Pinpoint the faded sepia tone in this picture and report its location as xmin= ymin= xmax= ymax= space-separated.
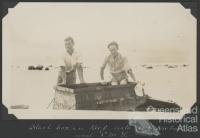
xmin=2 ymin=3 xmax=196 ymax=119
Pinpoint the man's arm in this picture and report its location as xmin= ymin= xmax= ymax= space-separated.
xmin=57 ymin=66 xmax=65 ymax=84
xmin=76 ymin=63 xmax=85 ymax=83
xmin=127 ymin=69 xmax=137 ymax=82
xmin=100 ymin=57 xmax=108 ymax=80
xmin=123 ymin=57 xmax=137 ymax=83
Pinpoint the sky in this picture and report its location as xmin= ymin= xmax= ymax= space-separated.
xmin=3 ymin=2 xmax=196 ymax=67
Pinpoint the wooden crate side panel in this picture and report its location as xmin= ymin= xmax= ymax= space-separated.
xmin=74 ymin=85 xmax=136 ymax=109
xmin=75 ymin=92 xmax=97 ymax=109
xmin=53 ymin=90 xmax=76 ymax=110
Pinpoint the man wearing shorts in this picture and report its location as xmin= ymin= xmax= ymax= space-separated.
xmin=100 ymin=41 xmax=136 ymax=85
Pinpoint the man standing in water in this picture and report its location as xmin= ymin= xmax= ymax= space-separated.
xmin=100 ymin=41 xmax=137 ymax=85
xmin=57 ymin=37 xmax=85 ymax=85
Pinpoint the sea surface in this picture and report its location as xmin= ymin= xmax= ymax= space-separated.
xmin=3 ymin=63 xmax=196 ymax=113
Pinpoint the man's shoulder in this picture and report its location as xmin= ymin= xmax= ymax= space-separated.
xmin=118 ymin=53 xmax=127 ymax=60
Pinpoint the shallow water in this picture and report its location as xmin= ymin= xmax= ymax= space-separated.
xmin=3 ymin=64 xmax=196 ymax=112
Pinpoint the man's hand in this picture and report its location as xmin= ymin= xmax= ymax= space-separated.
xmin=80 ymin=80 xmax=85 ymax=84
xmin=100 ymin=81 xmax=108 ymax=86
xmin=76 ymin=63 xmax=85 ymax=84
xmin=133 ymin=80 xmax=140 ymax=84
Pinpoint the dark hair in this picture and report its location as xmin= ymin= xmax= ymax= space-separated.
xmin=107 ymin=41 xmax=119 ymax=49
xmin=64 ymin=37 xmax=74 ymax=44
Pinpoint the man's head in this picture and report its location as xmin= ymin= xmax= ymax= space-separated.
xmin=107 ymin=41 xmax=119 ymax=56
xmin=64 ymin=37 xmax=74 ymax=54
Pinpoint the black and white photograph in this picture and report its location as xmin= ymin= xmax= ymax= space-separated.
xmin=2 ymin=2 xmax=196 ymax=119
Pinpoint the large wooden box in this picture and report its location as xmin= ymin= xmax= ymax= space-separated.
xmin=53 ymin=82 xmax=137 ymax=110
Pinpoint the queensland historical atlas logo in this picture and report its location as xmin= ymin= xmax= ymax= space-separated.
xmin=158 ymin=106 xmax=199 ymax=133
